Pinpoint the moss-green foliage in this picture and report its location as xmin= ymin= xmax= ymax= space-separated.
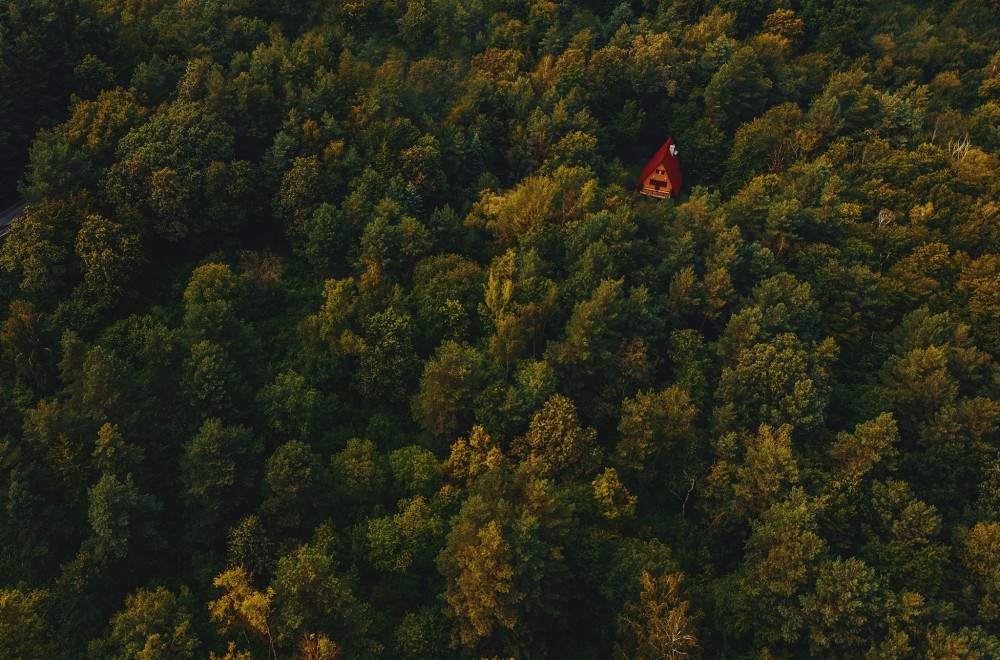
xmin=0 ymin=0 xmax=998 ymax=656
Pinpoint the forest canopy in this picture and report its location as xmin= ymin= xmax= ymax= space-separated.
xmin=1 ymin=0 xmax=999 ymax=657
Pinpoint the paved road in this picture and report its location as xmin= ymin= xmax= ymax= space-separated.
xmin=0 ymin=199 xmax=25 ymax=235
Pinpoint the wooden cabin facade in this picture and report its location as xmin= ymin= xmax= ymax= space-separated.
xmin=637 ymin=137 xmax=682 ymax=198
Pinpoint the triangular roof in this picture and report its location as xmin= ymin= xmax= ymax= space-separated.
xmin=637 ymin=137 xmax=682 ymax=196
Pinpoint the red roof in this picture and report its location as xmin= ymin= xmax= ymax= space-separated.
xmin=637 ymin=137 xmax=682 ymax=196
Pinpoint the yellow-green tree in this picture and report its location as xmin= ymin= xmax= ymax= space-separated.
xmin=615 ymin=571 xmax=702 ymax=660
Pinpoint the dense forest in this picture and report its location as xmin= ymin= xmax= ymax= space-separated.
xmin=1 ymin=0 xmax=999 ymax=657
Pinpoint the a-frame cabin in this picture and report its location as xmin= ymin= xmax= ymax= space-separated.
xmin=636 ymin=137 xmax=682 ymax=198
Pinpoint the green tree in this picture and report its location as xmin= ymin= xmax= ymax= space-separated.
xmin=545 ymin=278 xmax=625 ymax=403
xmin=257 ymin=370 xmax=321 ymax=442
xmin=479 ymin=249 xmax=557 ymax=375
xmin=0 ymin=195 xmax=90 ymax=297
xmin=183 ymin=340 xmax=248 ymax=421
xmin=90 ymin=586 xmax=200 ymax=659
xmin=180 ymin=419 xmax=261 ymax=539
xmin=270 ymin=532 xmax=378 ymax=655
xmin=706 ymin=423 xmax=800 ymax=522
xmin=0 ymin=588 xmax=51 ymax=658
xmin=732 ymin=423 xmax=799 ymax=518
xmin=273 ymin=156 xmax=332 ymax=240
xmin=23 ymin=89 xmax=148 ymax=200
xmin=92 ymin=423 xmax=143 ymax=477
xmin=517 ymin=393 xmax=602 ymax=482
xmin=410 ymin=254 xmax=484 ymax=348
xmin=799 ymin=0 xmax=870 ymax=51
xmin=366 ymin=496 xmax=445 ymax=574
xmin=735 ymin=490 xmax=826 ymax=645
xmin=330 ymin=438 xmax=387 ymax=508
xmin=827 ymin=413 xmax=900 ymax=495
xmin=724 ymin=102 xmax=809 ymax=192
xmin=302 ymin=203 xmax=353 ymax=276
xmin=716 ymin=333 xmax=837 ymax=432
xmin=615 ymin=386 xmax=698 ymax=483
xmin=2 ymin=299 xmax=57 ymax=394
xmin=262 ymin=441 xmax=325 ymax=530
xmin=392 ymin=607 xmax=451 ymax=660
xmin=103 ymin=99 xmax=235 ymax=239
xmin=86 ymin=472 xmax=160 ymax=561
xmin=867 ymin=479 xmax=949 ymax=598
xmin=182 ymin=263 xmax=248 ymax=348
xmin=388 ymin=445 xmax=443 ymax=498
xmin=358 ymin=199 xmax=431 ymax=278
xmin=438 ymin=466 xmax=570 ymax=657
xmin=801 ymin=557 xmax=881 ymax=656
xmin=226 ymin=515 xmax=274 ymax=581
xmin=823 ymin=413 xmax=901 ymax=548
xmin=961 ymin=522 xmax=1000 ymax=624
xmin=74 ymin=213 xmax=143 ymax=308
xmin=302 ymin=277 xmax=366 ymax=359
xmin=359 ymin=308 xmax=418 ymax=401
xmin=411 ymin=341 xmax=484 ymax=442
xmin=704 ymin=46 xmax=772 ymax=131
